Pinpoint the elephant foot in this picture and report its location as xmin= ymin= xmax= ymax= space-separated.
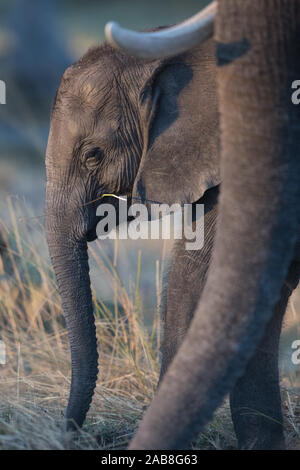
xmin=238 ymin=434 xmax=285 ymax=450
xmin=234 ymin=415 xmax=285 ymax=450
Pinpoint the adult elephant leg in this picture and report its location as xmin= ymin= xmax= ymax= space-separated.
xmin=160 ymin=187 xmax=218 ymax=380
xmin=230 ymin=256 xmax=300 ymax=450
xmin=129 ymin=2 xmax=300 ymax=450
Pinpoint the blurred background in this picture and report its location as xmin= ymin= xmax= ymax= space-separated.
xmin=0 ymin=0 xmax=210 ymax=215
xmin=0 ymin=0 xmax=299 ymax=449
xmin=0 ymin=0 xmax=211 ymax=308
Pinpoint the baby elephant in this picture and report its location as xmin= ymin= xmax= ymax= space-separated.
xmin=45 ymin=33 xmax=300 ymax=449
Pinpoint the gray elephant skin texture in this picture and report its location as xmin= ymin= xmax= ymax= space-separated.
xmin=45 ymin=16 xmax=300 ymax=450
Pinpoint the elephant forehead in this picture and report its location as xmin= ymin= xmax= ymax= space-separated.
xmin=56 ymin=65 xmax=115 ymax=119
xmin=63 ymin=86 xmax=122 ymax=135
xmin=47 ymin=102 xmax=122 ymax=171
xmin=70 ymin=64 xmax=116 ymax=102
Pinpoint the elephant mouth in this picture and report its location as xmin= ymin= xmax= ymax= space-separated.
xmin=86 ymin=228 xmax=98 ymax=243
xmin=86 ymin=194 xmax=134 ymax=243
xmin=86 ymin=216 xmax=102 ymax=242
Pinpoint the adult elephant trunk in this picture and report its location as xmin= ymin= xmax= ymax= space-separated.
xmin=45 ymin=184 xmax=98 ymax=431
xmin=128 ymin=1 xmax=300 ymax=449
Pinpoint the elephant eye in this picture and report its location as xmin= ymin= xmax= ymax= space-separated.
xmin=84 ymin=148 xmax=103 ymax=170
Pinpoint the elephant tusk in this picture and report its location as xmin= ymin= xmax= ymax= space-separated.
xmin=102 ymin=194 xmax=127 ymax=201
xmin=105 ymin=1 xmax=217 ymax=60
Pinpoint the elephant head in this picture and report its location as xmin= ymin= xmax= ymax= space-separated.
xmin=45 ymin=36 xmax=220 ymax=430
xmin=105 ymin=0 xmax=300 ymax=449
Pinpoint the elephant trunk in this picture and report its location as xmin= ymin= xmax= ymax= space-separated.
xmin=46 ymin=190 xmax=98 ymax=431
xmin=129 ymin=1 xmax=300 ymax=449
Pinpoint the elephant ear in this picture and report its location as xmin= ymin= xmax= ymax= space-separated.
xmin=133 ymin=40 xmax=220 ymax=211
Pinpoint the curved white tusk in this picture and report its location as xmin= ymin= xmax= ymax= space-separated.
xmin=105 ymin=1 xmax=217 ymax=60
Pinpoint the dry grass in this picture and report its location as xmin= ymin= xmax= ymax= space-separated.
xmin=0 ymin=198 xmax=299 ymax=450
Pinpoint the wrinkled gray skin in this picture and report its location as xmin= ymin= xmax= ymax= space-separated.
xmin=127 ymin=0 xmax=300 ymax=450
xmin=46 ymin=16 xmax=300 ymax=449
xmin=46 ymin=38 xmax=219 ymax=432
xmin=161 ymin=207 xmax=299 ymax=449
